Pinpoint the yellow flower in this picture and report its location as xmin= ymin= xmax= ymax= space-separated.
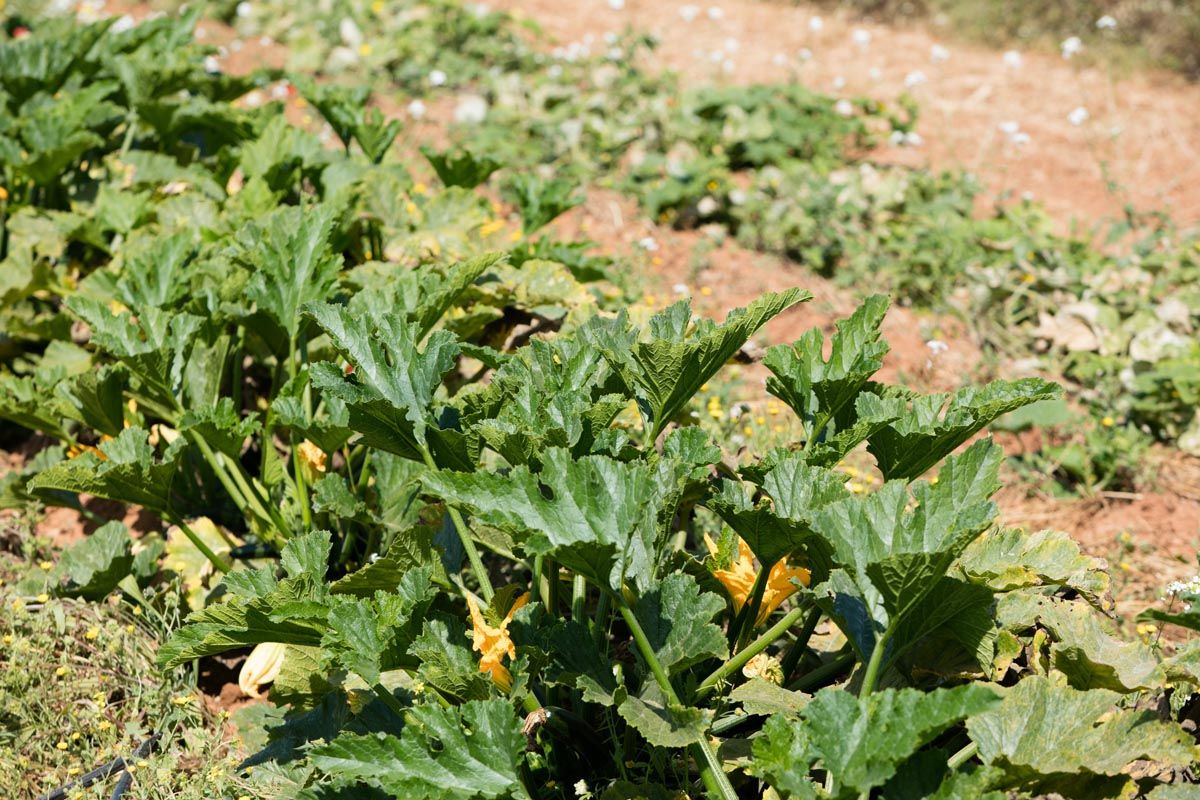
xmin=297 ymin=440 xmax=327 ymax=483
xmin=699 ymin=286 xmax=713 ymax=297
xmin=358 ymin=43 xmax=372 ymax=57
xmin=508 ymin=229 xmax=523 ymax=242
xmin=466 ymin=592 xmax=529 ymax=692
xmin=412 ymin=182 xmax=428 ymax=196
xmin=479 ymin=218 xmax=506 ymax=237
xmin=704 ymin=536 xmax=810 ymax=627
xmin=97 ymin=720 xmax=112 ymax=732
xmin=39 ymin=561 xmax=53 ymax=571
xmin=0 ymin=186 xmax=8 ymax=201
xmin=56 ymin=741 xmax=69 ymax=751
xmin=84 ymin=627 xmax=99 ymax=641
xmin=37 ymin=593 xmax=50 ymax=603
xmin=1101 ymin=416 xmax=1115 ymax=427
xmin=370 ymin=0 xmax=384 ymax=12
xmin=239 ymin=642 xmax=287 ymax=698
xmin=56 ymin=666 xmax=69 ymax=677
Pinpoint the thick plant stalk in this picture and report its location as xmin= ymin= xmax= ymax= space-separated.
xmin=858 ymin=627 xmax=894 ymax=697
xmin=696 ymin=604 xmax=806 ymax=699
xmin=617 ymin=600 xmax=738 ymax=800
xmin=169 ymin=515 xmax=229 ymax=574
xmin=419 ymin=444 xmax=494 ymax=602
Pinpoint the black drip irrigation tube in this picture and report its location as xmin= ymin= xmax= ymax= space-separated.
xmin=37 ymin=733 xmax=161 ymax=800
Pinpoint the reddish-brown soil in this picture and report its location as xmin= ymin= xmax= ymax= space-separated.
xmin=495 ymin=0 xmax=1200 ymax=228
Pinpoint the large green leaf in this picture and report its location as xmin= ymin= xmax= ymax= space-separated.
xmin=633 ymin=572 xmax=728 ymax=674
xmin=27 ymin=427 xmax=183 ymax=512
xmin=309 ymin=700 xmax=526 ymax=800
xmin=867 ymin=378 xmax=1061 ymax=480
xmin=764 ymin=294 xmax=889 ymax=435
xmin=322 ymin=570 xmax=433 ymax=685
xmin=960 ymin=527 xmax=1110 ymax=602
xmin=967 ymin=676 xmax=1196 ymax=789
xmin=808 ymin=440 xmax=1001 ymax=665
xmin=54 ymin=521 xmax=134 ymax=601
xmin=996 ymin=594 xmax=1162 ymax=692
xmin=307 ymin=303 xmax=465 ymax=465
xmin=157 ymin=531 xmax=334 ymax=668
xmin=585 ymin=289 xmax=809 ymax=439
xmin=57 ymin=364 xmax=129 ymax=437
xmin=239 ymin=204 xmax=344 ymax=341
xmin=754 ymin=684 xmax=999 ymax=797
xmin=422 ymin=448 xmax=664 ymax=592
xmin=618 ymin=688 xmax=713 ymax=748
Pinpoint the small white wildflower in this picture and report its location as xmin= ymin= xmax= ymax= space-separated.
xmin=852 ymin=28 xmax=871 ymax=48
xmin=904 ymin=131 xmax=923 ymax=146
xmin=259 ymin=36 xmax=274 ymax=46
xmin=772 ymin=53 xmax=788 ymax=67
xmin=454 ymin=94 xmax=489 ymax=124
xmin=270 ymin=82 xmax=289 ymax=100
xmin=707 ymin=6 xmax=724 ymax=20
xmin=679 ymin=4 xmax=699 ymax=22
xmin=889 ymin=130 xmax=906 ymax=146
xmin=1061 ymin=36 xmax=1083 ymax=59
xmin=904 ymin=70 xmax=927 ymax=88
xmin=111 ymin=15 xmax=135 ymax=34
xmin=407 ymin=99 xmax=427 ymax=119
xmin=834 ymin=98 xmax=854 ymax=117
xmin=1096 ymin=15 xmax=1117 ymax=30
xmin=869 ymin=66 xmax=882 ymax=81
xmin=1067 ymin=106 xmax=1089 ymax=126
xmin=243 ymin=90 xmax=264 ymax=108
xmin=637 ymin=236 xmax=659 ymax=251
xmin=926 ymin=339 xmax=949 ymax=355
xmin=574 ymin=779 xmax=591 ymax=798
xmin=998 ymin=120 xmax=1020 ymax=135
xmin=721 ymin=59 xmax=736 ymax=74
xmin=236 ymin=1 xmax=253 ymax=17
xmin=1003 ymin=49 xmax=1023 ymax=69
xmin=338 ymin=18 xmax=363 ymax=48
xmin=808 ymin=15 xmax=824 ymax=32
xmin=930 ymin=43 xmax=950 ymax=62
xmin=723 ymin=37 xmax=740 ymax=53
xmin=429 ymin=69 xmax=448 ymax=86
xmin=605 ymin=32 xmax=619 ymax=45
xmin=203 ymin=55 xmax=220 ymax=74
xmin=607 ymin=0 xmax=625 ymax=10
xmin=607 ymin=47 xmax=623 ymax=60
xmin=1012 ymin=131 xmax=1031 ymax=146
xmin=729 ymin=188 xmax=746 ymax=205
xmin=797 ymin=47 xmax=813 ymax=62
xmin=832 ymin=75 xmax=846 ymax=90
xmin=697 ymin=196 xmax=720 ymax=216
xmin=673 ymin=283 xmax=689 ymax=295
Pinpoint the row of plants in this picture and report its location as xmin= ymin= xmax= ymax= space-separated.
xmin=177 ymin=0 xmax=1200 ymax=473
xmin=2 ymin=8 xmax=1200 ymax=799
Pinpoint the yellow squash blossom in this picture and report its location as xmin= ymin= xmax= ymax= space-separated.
xmin=296 ymin=440 xmax=327 ymax=483
xmin=705 ymin=535 xmax=810 ymax=627
xmin=239 ymin=642 xmax=287 ymax=698
xmin=467 ymin=592 xmax=529 ymax=692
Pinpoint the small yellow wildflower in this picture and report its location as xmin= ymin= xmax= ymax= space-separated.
xmin=97 ymin=720 xmax=112 ymax=732
xmin=133 ymin=606 xmax=142 ymax=616
xmin=296 ymin=440 xmax=327 ymax=484
xmin=2 ymin=634 xmax=12 ymax=645
xmin=755 ymin=416 xmax=766 ymax=426
xmin=84 ymin=627 xmax=99 ymax=641
xmin=700 ymin=383 xmax=710 ymax=392
xmin=56 ymin=666 xmax=69 ymax=677
xmin=68 ymin=768 xmax=81 ymax=777
xmin=742 ymin=426 xmax=754 ymax=437
xmin=125 ymin=624 xmax=135 ymax=634
xmin=10 ymin=599 xmax=23 ymax=612
xmin=294 ymin=97 xmax=308 ymax=108
xmin=71 ymin=732 xmax=81 ymax=741
xmin=767 ymin=401 xmax=780 ymax=416
xmin=412 ymin=182 xmax=428 ymax=196
xmin=699 ymin=286 xmax=713 ymax=297
xmin=0 ymin=186 xmax=8 ymax=201
xmin=405 ymin=200 xmax=419 ymax=215
xmin=56 ymin=741 xmax=69 ymax=751
xmin=1101 ymin=416 xmax=1115 ymax=427
xmin=39 ymin=561 xmax=53 ymax=571
xmin=479 ymin=218 xmax=506 ymax=237
xmin=172 ymin=694 xmax=193 ymax=706
xmin=773 ymin=425 xmax=784 ymax=433
xmin=508 ymin=229 xmax=523 ymax=242
xmin=466 ymin=592 xmax=529 ymax=692
xmin=1136 ymin=622 xmax=1157 ymax=638
xmin=37 ymin=593 xmax=50 ymax=603
xmin=371 ymin=0 xmax=384 ymax=12
xmin=1021 ymin=272 xmax=1036 ymax=284
xmin=704 ymin=535 xmax=810 ymax=627
xmin=358 ymin=43 xmax=372 ymax=57
xmin=706 ymin=180 xmax=719 ymax=192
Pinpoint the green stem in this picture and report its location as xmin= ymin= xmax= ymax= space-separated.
xmin=292 ymin=441 xmax=313 ymax=532
xmin=371 ymin=682 xmax=408 ymax=717
xmin=696 ymin=605 xmax=805 ymax=700
xmin=780 ymin=605 xmax=822 ymax=681
xmin=571 ymin=573 xmax=587 ymax=623
xmin=859 ymin=628 xmax=893 ymax=697
xmin=789 ymin=651 xmax=854 ymax=692
xmin=169 ymin=516 xmax=229 ymax=574
xmin=617 ymin=600 xmax=737 ymax=800
xmin=947 ymin=741 xmax=978 ymax=770
xmin=418 ymin=444 xmax=494 ymax=602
